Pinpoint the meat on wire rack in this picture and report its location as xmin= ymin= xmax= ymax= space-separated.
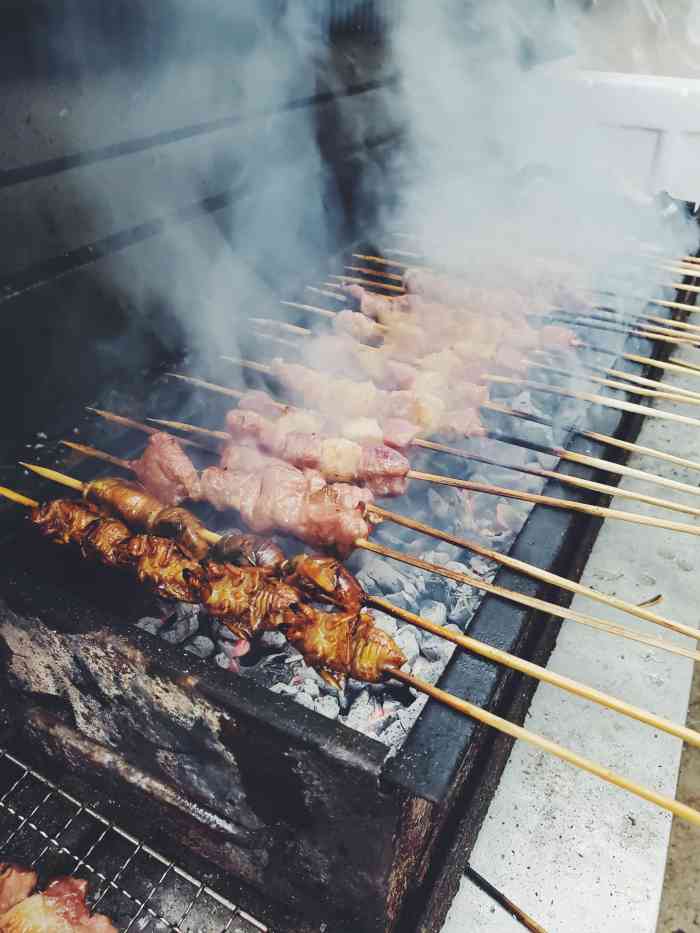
xmin=0 ymin=746 xmax=268 ymax=933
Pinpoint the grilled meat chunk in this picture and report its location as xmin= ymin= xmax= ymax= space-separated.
xmin=225 ymin=410 xmax=410 ymax=494
xmin=201 ymin=445 xmax=373 ymax=557
xmin=213 ymin=529 xmax=286 ymax=569
xmin=84 ymin=477 xmax=210 ymax=560
xmin=200 ymin=562 xmax=300 ymax=637
xmin=0 ymin=876 xmax=116 ymax=932
xmin=120 ymin=535 xmax=205 ymax=602
xmin=284 ymin=608 xmax=405 ymax=683
xmin=283 ymin=554 xmax=365 ymax=612
xmin=130 ymin=432 xmax=202 ymax=505
xmin=0 ymin=866 xmax=37 ymax=916
xmin=30 ymin=500 xmax=101 ymax=546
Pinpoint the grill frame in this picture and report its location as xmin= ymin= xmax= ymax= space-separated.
xmin=0 ymin=746 xmax=267 ymax=933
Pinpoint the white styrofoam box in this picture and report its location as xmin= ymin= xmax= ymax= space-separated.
xmin=576 ymin=70 xmax=700 ymax=201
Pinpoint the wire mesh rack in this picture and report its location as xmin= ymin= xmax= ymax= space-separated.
xmin=0 ymin=746 xmax=269 ymax=933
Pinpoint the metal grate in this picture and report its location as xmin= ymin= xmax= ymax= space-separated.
xmin=0 ymin=747 xmax=268 ymax=933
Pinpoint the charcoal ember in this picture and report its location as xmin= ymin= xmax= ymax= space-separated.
xmin=383 ymin=591 xmax=416 ymax=612
xmin=342 ymin=688 xmax=379 ymax=732
xmin=495 ymin=500 xmax=530 ymax=533
xmin=356 ymin=556 xmax=409 ymax=596
xmin=211 ymin=618 xmax=237 ymax=642
xmin=259 ymin=631 xmax=287 ymax=649
xmin=468 ymin=555 xmax=496 ymax=577
xmin=240 ymin=652 xmax=294 ymax=691
xmin=135 ymin=616 xmax=167 ymax=635
xmin=448 ymin=593 xmax=478 ymax=626
xmin=160 ymin=604 xmax=200 ymax=644
xmin=427 ymin=488 xmax=454 ymax=523
xmin=214 ymin=651 xmax=235 ymax=671
xmin=184 ymin=635 xmax=215 ymax=659
xmin=419 ymin=599 xmax=447 ymax=628
xmin=419 ymin=632 xmax=453 ymax=663
xmin=395 ymin=628 xmax=420 ymax=667
xmin=372 ymin=611 xmax=398 ymax=638
xmin=411 ymin=657 xmax=445 ymax=689
xmin=422 ymin=572 xmax=457 ymax=604
xmin=314 ymin=695 xmax=340 ymax=719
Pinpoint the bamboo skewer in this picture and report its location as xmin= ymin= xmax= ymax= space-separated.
xmin=388 ymin=665 xmax=700 ymax=829
xmin=408 ymin=467 xmax=700 ymax=538
xmin=306 ymin=285 xmax=345 ymax=302
xmin=328 ymin=274 xmax=406 ymax=293
xmin=527 ymin=361 xmax=700 ymax=407
xmin=488 ymin=375 xmax=700 ymax=431
xmin=12 ymin=465 xmax=700 ymax=735
xmin=486 ymin=401 xmax=700 ymax=481
xmin=536 ymin=352 xmax=700 ymax=402
xmin=62 ymin=424 xmax=700 ymax=643
xmin=352 ymin=253 xmax=409 ymax=270
xmin=345 ymin=264 xmax=405 ymax=282
xmin=374 ymin=595 xmax=700 ymax=747
xmin=85 ymin=408 xmax=211 ymax=450
xmin=2 ymin=482 xmax=698 ymax=829
xmin=361 ymin=538 xmax=700 ymax=663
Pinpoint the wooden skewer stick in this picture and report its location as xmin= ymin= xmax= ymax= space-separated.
xmin=360 ymin=539 xmax=700 ymax=664
xmin=408 ymin=467 xmax=700 ymax=537
xmin=387 ymin=665 xmax=700 ymax=828
xmin=19 ymin=462 xmax=222 ymax=547
xmin=557 ymin=305 xmax=700 ymax=338
xmin=345 ymin=264 xmax=405 ymax=282
xmin=328 ymin=274 xmax=406 ymax=293
xmin=279 ymin=301 xmax=336 ymax=320
xmin=85 ymin=407 xmax=210 ymax=450
xmin=371 ymin=506 xmax=700 ymax=641
xmin=0 ymin=486 xmax=39 ymax=508
xmin=415 ymin=440 xmax=700 ymax=519
xmin=486 ymin=401 xmax=700 ymax=482
xmin=667 ymin=281 xmax=700 ymax=295
xmin=488 ymin=375 xmax=700 ymax=431
xmin=171 ymin=362 xmax=700 ymax=498
xmin=142 ymin=407 xmax=700 ymax=522
xmin=62 ymin=423 xmax=700 ymax=643
xmin=373 ymin=595 xmax=700 ymax=747
xmin=383 ymin=247 xmax=425 ymax=259
xmin=527 ymin=360 xmax=700 ymax=407
xmin=352 ymin=253 xmax=409 ymax=270
xmin=565 ymin=345 xmax=700 ymax=384
xmin=649 ymin=297 xmax=700 ymax=314
xmin=536 ymin=351 xmax=700 ymax=402
xmin=62 ymin=441 xmax=134 ymax=470
xmin=1 ymin=482 xmax=698 ymax=827
xmin=306 ymin=285 xmax=345 ymax=302
xmin=226 ymin=356 xmax=700 ymax=510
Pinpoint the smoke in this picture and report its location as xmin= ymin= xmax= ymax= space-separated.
xmin=384 ymin=0 xmax=697 ymax=292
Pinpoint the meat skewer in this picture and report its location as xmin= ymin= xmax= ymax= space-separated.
xmin=4 ymin=486 xmax=700 ymax=830
xmin=166 ymin=373 xmax=700 ymax=499
xmin=353 ymin=252 xmax=700 ymax=334
xmin=62 ymin=431 xmax=700 ymax=647
xmin=221 ymin=357 xmax=700 ymax=536
xmin=337 ymin=274 xmax=700 ymax=348
xmin=261 ymin=312 xmax=700 ymax=415
xmin=1 ymin=486 xmax=403 ymax=685
xmin=8 ymin=482 xmax=700 ymax=764
xmin=19 ymin=463 xmax=700 ymax=666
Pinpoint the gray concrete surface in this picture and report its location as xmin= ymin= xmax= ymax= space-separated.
xmin=444 ymin=342 xmax=700 ymax=933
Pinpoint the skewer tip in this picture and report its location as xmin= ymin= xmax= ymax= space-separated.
xmin=0 ymin=486 xmax=39 ymax=508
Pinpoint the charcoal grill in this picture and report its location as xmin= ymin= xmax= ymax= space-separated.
xmin=0 ymin=5 xmax=698 ymax=933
